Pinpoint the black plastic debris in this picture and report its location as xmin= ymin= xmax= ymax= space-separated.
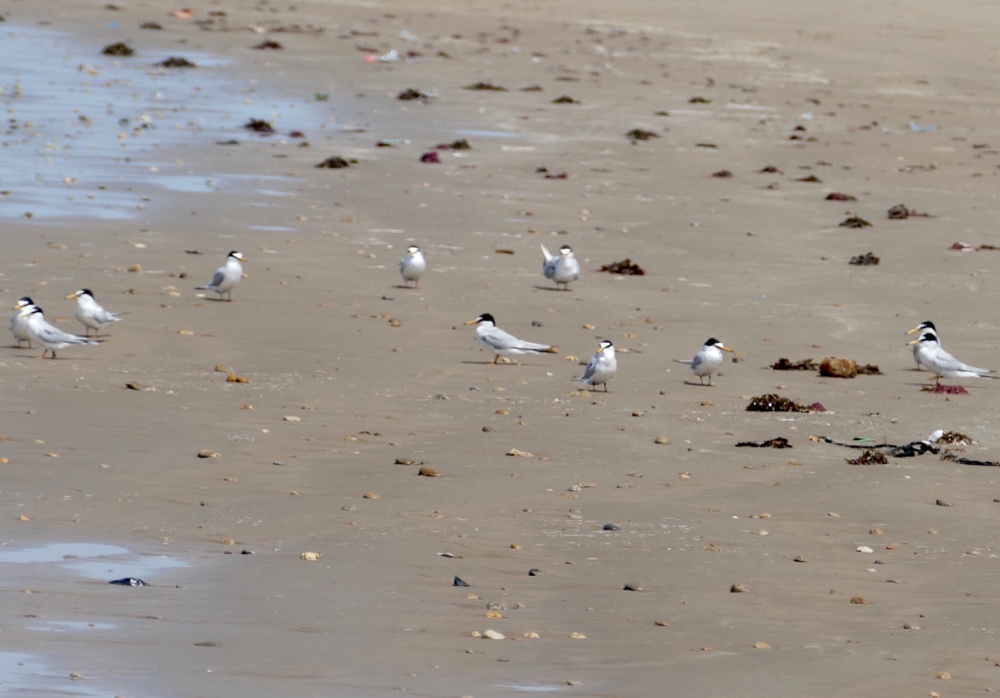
xmin=453 ymin=576 xmax=470 ymax=587
xmin=109 ymin=577 xmax=148 ymax=586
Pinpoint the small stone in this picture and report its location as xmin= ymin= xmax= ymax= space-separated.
xmin=483 ymin=630 xmax=505 ymax=640
xmin=654 ymin=621 xmax=669 ymax=626
xmin=679 ymin=472 xmax=691 ymax=480
xmin=850 ymin=596 xmax=870 ymax=605
xmin=506 ymin=448 xmax=534 ymax=457
xmin=128 ymin=263 xmax=144 ymax=272
xmin=828 ymin=512 xmax=840 ymax=517
xmin=300 ymin=551 xmax=321 ymax=561
xmin=510 ymin=543 xmax=522 ymax=549
xmin=453 ymin=576 xmax=470 ymax=587
xmin=623 ymin=583 xmax=643 ymax=591
xmin=524 ymin=632 xmax=540 ymax=638
xmin=215 ymin=364 xmax=232 ymax=372
xmin=654 ymin=436 xmax=670 ymax=445
xmin=903 ymin=622 xmax=918 ymax=630
xmin=857 ymin=546 xmax=874 ymax=553
xmin=936 ymin=499 xmax=953 ymax=507
xmin=395 ymin=458 xmax=418 ymax=465
xmin=528 ymin=569 xmax=541 ymax=576
xmin=820 ymin=357 xmax=857 ymax=378
xmin=731 ymin=583 xmax=749 ymax=593
xmin=18 ymin=515 xmax=29 ymax=521
xmin=197 ymin=450 xmax=220 ymax=459
xmin=486 ymin=610 xmax=503 ymax=619
xmin=937 ymin=672 xmax=952 ymax=680
xmin=706 ymin=544 xmax=720 ymax=552
xmin=363 ymin=492 xmax=380 ymax=499
xmin=794 ymin=555 xmax=807 ymax=562
xmin=418 ymin=467 xmax=442 ymax=477
xmin=603 ymin=523 xmax=621 ymax=531
xmin=753 ymin=642 xmax=772 ymax=649
xmin=177 ymin=328 xmax=194 ymax=335
xmin=284 ymin=415 xmax=302 ymax=422
xmin=570 ymin=632 xmax=587 ymax=639
xmin=870 ymin=528 xmax=885 ymax=535
xmin=701 ymin=646 xmax=712 ymax=652
xmin=566 ymin=680 xmax=583 ymax=686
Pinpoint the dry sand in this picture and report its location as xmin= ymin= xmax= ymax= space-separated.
xmin=4 ymin=1 xmax=1000 ymax=696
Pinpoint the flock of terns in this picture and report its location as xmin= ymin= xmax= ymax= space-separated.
xmin=9 ymin=246 xmax=992 ymax=389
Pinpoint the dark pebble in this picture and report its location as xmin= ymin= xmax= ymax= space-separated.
xmin=381 ymin=295 xmax=394 ymax=301
xmin=936 ymin=499 xmax=953 ymax=507
xmin=623 ymin=583 xmax=643 ymax=591
xmin=241 ymin=550 xmax=254 ymax=555
xmin=453 ymin=576 xmax=470 ymax=587
xmin=528 ymin=568 xmax=541 ymax=576
xmin=482 ymin=426 xmax=493 ymax=432
xmin=531 ymin=320 xmax=545 ymax=327
xmin=603 ymin=523 xmax=621 ymax=531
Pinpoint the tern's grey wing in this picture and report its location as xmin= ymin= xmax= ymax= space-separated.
xmin=480 ymin=327 xmax=520 ymax=352
xmin=580 ymin=355 xmax=598 ymax=381
xmin=206 ymin=268 xmax=226 ymax=289
xmin=37 ymin=324 xmax=82 ymax=344
xmin=689 ymin=353 xmax=703 ymax=371
xmin=543 ymin=258 xmax=557 ymax=278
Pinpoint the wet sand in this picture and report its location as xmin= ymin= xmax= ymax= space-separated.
xmin=4 ymin=1 xmax=1000 ymax=696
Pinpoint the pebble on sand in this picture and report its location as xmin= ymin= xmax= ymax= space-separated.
xmin=623 ymin=583 xmax=643 ymax=591
xmin=363 ymin=493 xmax=380 ymax=499
xmin=730 ymin=583 xmax=749 ymax=593
xmin=418 ymin=467 xmax=442 ymax=477
xmin=850 ymin=596 xmax=870 ymax=605
xmin=753 ymin=642 xmax=772 ymax=649
xmin=226 ymin=374 xmax=250 ymax=383
xmin=483 ymin=630 xmax=505 ymax=640
xmin=570 ymin=632 xmax=587 ymax=639
xmin=506 ymin=448 xmax=534 ymax=457
xmin=654 ymin=621 xmax=669 ymax=626
xmin=654 ymin=436 xmax=670 ymax=444
xmin=197 ymin=450 xmax=220 ymax=459
xmin=300 ymin=552 xmax=321 ymax=561
xmin=284 ymin=415 xmax=302 ymax=422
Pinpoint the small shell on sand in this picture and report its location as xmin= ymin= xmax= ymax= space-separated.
xmin=731 ymin=583 xmax=749 ymax=593
xmin=418 ymin=467 xmax=442 ymax=477
xmin=753 ymin=642 xmax=772 ymax=649
xmin=506 ymin=448 xmax=534 ymax=457
xmin=483 ymin=630 xmax=505 ymax=640
xmin=197 ymin=450 xmax=220 ymax=459
xmin=283 ymin=415 xmax=302 ymax=422
xmin=363 ymin=492 xmax=381 ymax=499
xmin=570 ymin=632 xmax=587 ymax=639
xmin=850 ymin=596 xmax=870 ymax=605
xmin=300 ymin=551 xmax=321 ymax=561
xmin=227 ymin=374 xmax=250 ymax=383
xmin=654 ymin=436 xmax=670 ymax=444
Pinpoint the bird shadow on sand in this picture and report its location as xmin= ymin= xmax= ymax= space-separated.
xmin=682 ymin=380 xmax=715 ymax=387
xmin=533 ymin=285 xmax=572 ymax=292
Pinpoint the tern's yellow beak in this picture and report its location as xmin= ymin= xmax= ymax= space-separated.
xmin=65 ymin=293 xmax=78 ymax=300
xmin=906 ymin=326 xmax=922 ymax=335
xmin=907 ymin=338 xmax=921 ymax=346
xmin=464 ymin=319 xmax=480 ymax=325
xmin=720 ymin=345 xmax=733 ymax=353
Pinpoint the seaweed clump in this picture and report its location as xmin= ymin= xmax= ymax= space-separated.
xmin=463 ymin=81 xmax=507 ymax=91
xmin=315 ymin=156 xmax=352 ymax=169
xmin=937 ymin=431 xmax=972 ymax=444
xmin=846 ymin=449 xmax=889 ymax=465
xmin=856 ymin=364 xmax=883 ymax=375
xmin=625 ymin=128 xmax=658 ymax=142
xmin=746 ymin=394 xmax=812 ymax=412
xmin=924 ymin=384 xmax=969 ymax=395
xmin=735 ymin=437 xmax=792 ymax=449
xmin=598 ymin=259 xmax=645 ymax=275
xmin=253 ymin=39 xmax=283 ymax=50
xmin=770 ymin=358 xmax=819 ymax=371
xmin=243 ymin=118 xmax=275 ymax=134
xmin=102 ymin=42 xmax=134 ymax=56
xmin=436 ymin=139 xmax=471 ymax=150
xmin=826 ymin=192 xmax=857 ymax=201
xmin=849 ymin=252 xmax=879 ymax=265
xmin=397 ymin=88 xmax=429 ymax=101
xmin=156 ymin=56 xmax=196 ymax=68
xmin=552 ymin=95 xmax=579 ymax=104
xmin=840 ymin=216 xmax=872 ymax=229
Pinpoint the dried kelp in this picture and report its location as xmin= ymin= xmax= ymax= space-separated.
xmin=826 ymin=192 xmax=857 ymax=201
xmin=598 ymin=259 xmax=645 ymax=275
xmin=243 ymin=118 xmax=275 ymax=134
xmin=463 ymin=81 xmax=507 ymax=91
xmin=840 ymin=216 xmax=872 ymax=229
xmin=888 ymin=204 xmax=931 ymax=219
xmin=849 ymin=252 xmax=879 ymax=265
xmin=812 ymin=435 xmax=1000 ymax=466
xmin=846 ymin=449 xmax=888 ymax=465
xmin=937 ymin=431 xmax=972 ymax=444
xmin=736 ymin=437 xmax=792 ymax=449
xmin=157 ymin=56 xmax=196 ymax=68
xmin=253 ymin=39 xmax=283 ymax=50
xmin=102 ymin=42 xmax=134 ymax=56
xmin=770 ymin=358 xmax=819 ymax=371
xmin=746 ymin=394 xmax=812 ymax=412
xmin=315 ymin=156 xmax=351 ymax=168
xmin=397 ymin=88 xmax=429 ymax=101
xmin=625 ymin=129 xmax=658 ymax=142
xmin=552 ymin=95 xmax=579 ymax=104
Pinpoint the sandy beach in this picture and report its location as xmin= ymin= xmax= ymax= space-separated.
xmin=4 ymin=1 xmax=1000 ymax=696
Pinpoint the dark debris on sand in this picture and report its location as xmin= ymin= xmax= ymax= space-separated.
xmin=156 ymin=56 xmax=196 ymax=68
xmin=849 ymin=252 xmax=880 ymax=265
xmin=736 ymin=437 xmax=792 ymax=449
xmin=924 ymin=384 xmax=969 ymax=395
xmin=598 ymin=259 xmax=645 ymax=275
xmin=252 ymin=39 xmax=283 ymax=50
xmin=436 ymin=139 xmax=471 ymax=150
xmin=315 ymin=156 xmax=352 ymax=169
xmin=846 ymin=449 xmax=889 ymax=465
xmin=243 ymin=118 xmax=275 ymax=134
xmin=102 ymin=42 xmax=134 ymax=56
xmin=840 ymin=216 xmax=872 ymax=229
xmin=746 ymin=394 xmax=815 ymax=412
xmin=397 ymin=87 xmax=429 ymax=101
xmin=826 ymin=192 xmax=857 ymax=201
xmin=887 ymin=203 xmax=932 ymax=219
xmin=771 ymin=358 xmax=819 ymax=371
xmin=625 ymin=129 xmax=658 ymax=143
xmin=463 ymin=81 xmax=507 ymax=91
